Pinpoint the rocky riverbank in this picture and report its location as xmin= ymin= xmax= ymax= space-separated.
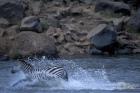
xmin=0 ymin=0 xmax=140 ymax=60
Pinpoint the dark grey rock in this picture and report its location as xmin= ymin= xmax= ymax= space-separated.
xmin=89 ymin=47 xmax=103 ymax=55
xmin=114 ymin=0 xmax=140 ymax=9
xmin=20 ymin=16 xmax=43 ymax=33
xmin=95 ymin=0 xmax=131 ymax=16
xmin=117 ymin=47 xmax=132 ymax=54
xmin=46 ymin=16 xmax=60 ymax=28
xmin=0 ymin=18 xmax=10 ymax=28
xmin=79 ymin=0 xmax=96 ymax=4
xmin=88 ymin=23 xmax=117 ymax=55
xmin=0 ymin=0 xmax=26 ymax=24
xmin=127 ymin=9 xmax=140 ymax=33
xmin=0 ymin=54 xmax=9 ymax=61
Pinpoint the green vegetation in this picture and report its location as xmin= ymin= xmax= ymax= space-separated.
xmin=41 ymin=19 xmax=49 ymax=30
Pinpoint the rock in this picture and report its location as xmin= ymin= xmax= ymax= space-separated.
xmin=79 ymin=0 xmax=97 ymax=4
xmin=9 ymin=32 xmax=57 ymax=58
xmin=57 ymin=45 xmax=69 ymax=56
xmin=56 ymin=7 xmax=83 ymax=19
xmin=0 ymin=0 xmax=26 ymax=24
xmin=112 ymin=17 xmax=130 ymax=32
xmin=31 ymin=1 xmax=42 ymax=15
xmin=64 ymin=34 xmax=73 ymax=42
xmin=20 ymin=16 xmax=43 ymax=33
xmin=46 ymin=16 xmax=60 ymax=28
xmin=40 ymin=18 xmax=49 ymax=30
xmin=74 ymin=41 xmax=90 ymax=46
xmin=89 ymin=47 xmax=103 ymax=55
xmin=117 ymin=47 xmax=132 ymax=54
xmin=70 ymin=7 xmax=83 ymax=16
xmin=88 ymin=23 xmax=117 ymax=54
xmin=0 ymin=28 xmax=5 ymax=37
xmin=0 ymin=37 xmax=11 ymax=55
xmin=0 ymin=54 xmax=9 ymax=61
xmin=0 ymin=18 xmax=10 ymax=28
xmin=95 ymin=0 xmax=131 ymax=16
xmin=127 ymin=9 xmax=140 ymax=33
xmin=63 ymin=43 xmax=84 ymax=55
xmin=133 ymin=48 xmax=140 ymax=54
xmin=45 ymin=27 xmax=65 ymax=44
xmin=71 ymin=33 xmax=79 ymax=41
xmin=4 ymin=25 xmax=19 ymax=39
xmin=0 ymin=25 xmax=19 ymax=38
xmin=114 ymin=0 xmax=140 ymax=9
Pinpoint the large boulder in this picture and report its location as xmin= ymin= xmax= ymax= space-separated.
xmin=20 ymin=16 xmax=43 ymax=33
xmin=127 ymin=9 xmax=140 ymax=33
xmin=114 ymin=0 xmax=140 ymax=9
xmin=9 ymin=32 xmax=57 ymax=58
xmin=95 ymin=0 xmax=131 ymax=16
xmin=0 ymin=0 xmax=26 ymax=24
xmin=88 ymin=23 xmax=117 ymax=54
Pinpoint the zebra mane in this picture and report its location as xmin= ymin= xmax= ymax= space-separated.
xmin=18 ymin=59 xmax=34 ymax=71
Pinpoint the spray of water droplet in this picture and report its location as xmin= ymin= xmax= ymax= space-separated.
xmin=9 ymin=57 xmax=139 ymax=90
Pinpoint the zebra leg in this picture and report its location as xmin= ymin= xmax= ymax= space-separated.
xmin=11 ymin=78 xmax=30 ymax=87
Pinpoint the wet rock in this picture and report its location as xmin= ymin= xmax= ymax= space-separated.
xmin=88 ymin=23 xmax=117 ymax=55
xmin=20 ymin=16 xmax=43 ymax=33
xmin=95 ymin=0 xmax=131 ymax=16
xmin=0 ymin=0 xmax=26 ymax=24
xmin=127 ymin=9 xmax=140 ymax=33
xmin=9 ymin=32 xmax=57 ymax=58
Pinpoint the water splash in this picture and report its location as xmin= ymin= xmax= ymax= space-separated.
xmin=9 ymin=57 xmax=139 ymax=90
xmin=60 ymin=68 xmax=138 ymax=90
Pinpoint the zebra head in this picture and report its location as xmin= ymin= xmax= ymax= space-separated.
xmin=11 ymin=59 xmax=34 ymax=74
xmin=11 ymin=66 xmax=20 ymax=74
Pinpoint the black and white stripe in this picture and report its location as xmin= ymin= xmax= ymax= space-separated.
xmin=18 ymin=59 xmax=68 ymax=81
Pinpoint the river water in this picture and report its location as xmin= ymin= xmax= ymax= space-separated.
xmin=0 ymin=55 xmax=140 ymax=93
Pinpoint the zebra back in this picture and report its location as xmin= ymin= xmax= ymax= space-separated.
xmin=46 ymin=65 xmax=68 ymax=81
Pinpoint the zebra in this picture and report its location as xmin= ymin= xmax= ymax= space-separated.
xmin=11 ymin=59 xmax=68 ymax=86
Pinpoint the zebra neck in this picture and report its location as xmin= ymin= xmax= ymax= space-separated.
xmin=19 ymin=60 xmax=33 ymax=72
